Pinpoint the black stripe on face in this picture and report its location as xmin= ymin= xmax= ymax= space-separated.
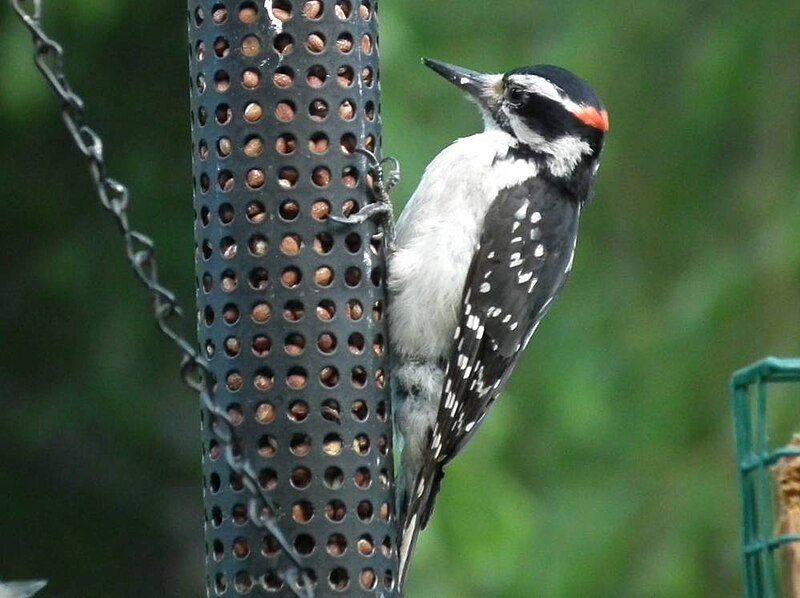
xmin=511 ymin=93 xmax=582 ymax=140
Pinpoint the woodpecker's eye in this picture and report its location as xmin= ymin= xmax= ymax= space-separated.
xmin=506 ymin=86 xmax=524 ymax=104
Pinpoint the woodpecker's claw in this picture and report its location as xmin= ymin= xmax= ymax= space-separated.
xmin=331 ymin=201 xmax=391 ymax=224
xmin=330 ymin=147 xmax=399 ymax=251
xmin=365 ymin=151 xmax=401 ymax=193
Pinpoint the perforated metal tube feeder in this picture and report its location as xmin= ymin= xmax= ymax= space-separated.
xmin=188 ymin=1 xmax=398 ymax=594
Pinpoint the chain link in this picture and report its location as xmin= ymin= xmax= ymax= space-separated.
xmin=10 ymin=1 xmax=312 ymax=595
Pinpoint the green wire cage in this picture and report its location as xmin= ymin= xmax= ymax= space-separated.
xmin=732 ymin=357 xmax=800 ymax=597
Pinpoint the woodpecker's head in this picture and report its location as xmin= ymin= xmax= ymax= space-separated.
xmin=424 ymin=58 xmax=608 ymax=184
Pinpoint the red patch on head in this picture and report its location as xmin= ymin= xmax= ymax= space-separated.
xmin=574 ymin=107 xmax=610 ymax=132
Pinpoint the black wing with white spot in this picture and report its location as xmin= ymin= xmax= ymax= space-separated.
xmin=432 ymin=177 xmax=581 ymax=461
xmin=398 ymin=177 xmax=583 ymax=584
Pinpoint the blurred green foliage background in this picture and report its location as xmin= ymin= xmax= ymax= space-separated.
xmin=1 ymin=1 xmax=799 ymax=596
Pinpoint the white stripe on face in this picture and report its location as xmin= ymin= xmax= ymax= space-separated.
xmin=503 ymin=74 xmax=595 ymax=176
xmin=507 ymin=74 xmax=584 ymax=114
xmin=507 ymin=113 xmax=592 ymax=177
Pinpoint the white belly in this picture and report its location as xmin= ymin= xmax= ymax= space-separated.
xmin=387 ymin=128 xmax=537 ymax=360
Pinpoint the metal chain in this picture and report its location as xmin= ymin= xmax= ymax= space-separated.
xmin=9 ymin=1 xmax=312 ymax=595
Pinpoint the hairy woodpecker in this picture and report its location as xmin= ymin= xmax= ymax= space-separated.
xmin=388 ymin=58 xmax=609 ymax=584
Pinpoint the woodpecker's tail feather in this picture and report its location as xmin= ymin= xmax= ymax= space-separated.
xmin=398 ymin=461 xmax=446 ymax=588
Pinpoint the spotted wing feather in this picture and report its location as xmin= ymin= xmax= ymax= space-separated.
xmin=421 ymin=177 xmax=580 ymax=525
xmin=433 ymin=177 xmax=581 ymax=463
xmin=399 ymin=178 xmax=582 ymax=585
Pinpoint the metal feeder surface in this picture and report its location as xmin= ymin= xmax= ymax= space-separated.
xmin=188 ymin=1 xmax=398 ymax=595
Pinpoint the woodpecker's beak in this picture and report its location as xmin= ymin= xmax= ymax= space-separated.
xmin=423 ymin=58 xmax=499 ymax=108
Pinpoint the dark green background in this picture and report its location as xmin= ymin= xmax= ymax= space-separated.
xmin=1 ymin=1 xmax=799 ymax=596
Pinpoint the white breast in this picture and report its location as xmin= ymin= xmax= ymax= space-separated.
xmin=388 ymin=128 xmax=537 ymax=360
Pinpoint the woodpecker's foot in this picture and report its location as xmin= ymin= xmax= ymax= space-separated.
xmin=360 ymin=148 xmax=401 ymax=195
xmin=331 ymin=147 xmax=399 ymax=251
xmin=332 ymin=201 xmax=391 ymax=223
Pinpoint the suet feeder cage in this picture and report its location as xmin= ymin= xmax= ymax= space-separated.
xmin=732 ymin=357 xmax=800 ymax=598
